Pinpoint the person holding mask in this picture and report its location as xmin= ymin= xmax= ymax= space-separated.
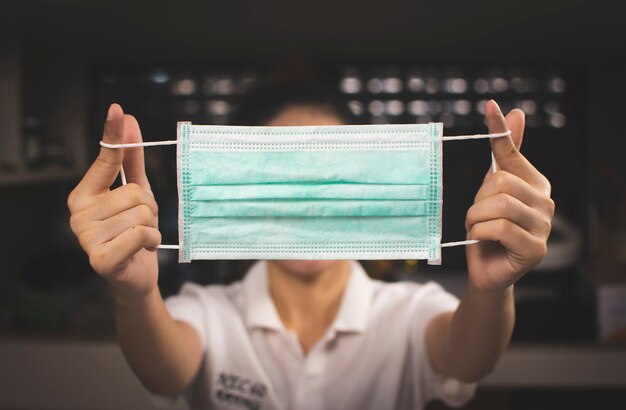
xmin=67 ymin=82 xmax=554 ymax=409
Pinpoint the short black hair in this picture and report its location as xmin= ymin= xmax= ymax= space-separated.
xmin=231 ymin=80 xmax=356 ymax=126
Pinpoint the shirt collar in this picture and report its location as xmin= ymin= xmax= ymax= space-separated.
xmin=242 ymin=260 xmax=284 ymax=331
xmin=242 ymin=260 xmax=373 ymax=334
xmin=331 ymin=260 xmax=373 ymax=333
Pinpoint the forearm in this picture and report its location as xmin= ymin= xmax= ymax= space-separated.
xmin=425 ymin=99 xmax=552 ymax=383
xmin=429 ymin=283 xmax=515 ymax=382
xmin=115 ymin=287 xmax=202 ymax=395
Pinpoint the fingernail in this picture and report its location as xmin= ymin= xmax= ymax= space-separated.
xmin=106 ymin=104 xmax=116 ymax=121
xmin=491 ymin=99 xmax=503 ymax=116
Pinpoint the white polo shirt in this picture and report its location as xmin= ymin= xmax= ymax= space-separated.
xmin=154 ymin=261 xmax=476 ymax=409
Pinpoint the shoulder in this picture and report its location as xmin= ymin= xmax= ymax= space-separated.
xmin=170 ymin=279 xmax=241 ymax=300
xmin=163 ymin=280 xmax=249 ymax=349
xmin=370 ymin=279 xmax=458 ymax=308
xmin=164 ymin=280 xmax=246 ymax=324
xmin=367 ymin=279 xmax=460 ymax=327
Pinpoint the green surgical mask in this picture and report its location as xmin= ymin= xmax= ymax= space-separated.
xmin=101 ymin=122 xmax=509 ymax=265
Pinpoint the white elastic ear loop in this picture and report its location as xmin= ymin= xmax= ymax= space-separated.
xmin=119 ymin=163 xmax=127 ymax=185
xmin=99 ymin=140 xmax=178 ymax=149
xmin=439 ymin=129 xmax=509 ymax=248
xmin=440 ymin=130 xmax=511 ymax=141
xmin=100 ymin=140 xmax=178 ymax=187
xmin=100 ymin=140 xmax=179 ymax=250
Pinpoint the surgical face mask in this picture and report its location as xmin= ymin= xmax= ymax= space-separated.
xmin=102 ymin=122 xmax=509 ymax=265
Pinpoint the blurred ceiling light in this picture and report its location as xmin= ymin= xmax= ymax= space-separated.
xmin=340 ymin=77 xmax=362 ymax=94
xmin=367 ymin=78 xmax=384 ymax=94
xmin=425 ymin=79 xmax=439 ymax=94
xmin=202 ymin=77 xmax=235 ymax=95
xmin=150 ymin=68 xmax=170 ymax=84
xmin=548 ymin=77 xmax=566 ymax=93
xmin=172 ymin=78 xmax=196 ymax=95
xmin=368 ymin=100 xmax=385 ymax=116
xmin=510 ymin=77 xmax=528 ymax=93
xmin=213 ymin=78 xmax=235 ymax=95
xmin=407 ymin=76 xmax=425 ymax=93
xmin=476 ymin=100 xmax=488 ymax=114
xmin=444 ymin=78 xmax=467 ymax=94
xmin=549 ymin=113 xmax=566 ymax=128
xmin=383 ymin=78 xmax=403 ymax=93
xmin=491 ymin=77 xmax=509 ymax=93
xmin=408 ymin=100 xmax=428 ymax=116
xmin=348 ymin=100 xmax=363 ymax=116
xmin=518 ymin=100 xmax=537 ymax=115
xmin=473 ymin=79 xmax=490 ymax=94
xmin=206 ymin=100 xmax=231 ymax=116
xmin=453 ymin=100 xmax=472 ymax=115
xmin=385 ymin=100 xmax=404 ymax=116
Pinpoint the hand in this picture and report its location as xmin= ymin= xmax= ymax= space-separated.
xmin=465 ymin=100 xmax=555 ymax=292
xmin=68 ymin=104 xmax=161 ymax=300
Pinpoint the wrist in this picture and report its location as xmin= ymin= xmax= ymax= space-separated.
xmin=113 ymin=285 xmax=161 ymax=310
xmin=465 ymin=279 xmax=514 ymax=301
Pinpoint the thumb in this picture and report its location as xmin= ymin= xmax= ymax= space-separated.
xmin=505 ymin=109 xmax=525 ymax=151
xmin=121 ymin=114 xmax=152 ymax=191
xmin=483 ymin=101 xmax=546 ymax=190
xmin=76 ymin=103 xmax=125 ymax=195
xmin=486 ymin=100 xmax=525 ymax=171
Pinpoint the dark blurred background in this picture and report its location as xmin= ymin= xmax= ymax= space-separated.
xmin=0 ymin=0 xmax=625 ymax=409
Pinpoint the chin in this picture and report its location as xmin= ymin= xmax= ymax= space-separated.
xmin=271 ymin=260 xmax=344 ymax=277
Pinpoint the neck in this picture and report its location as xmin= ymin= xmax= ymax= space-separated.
xmin=267 ymin=260 xmax=350 ymax=354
